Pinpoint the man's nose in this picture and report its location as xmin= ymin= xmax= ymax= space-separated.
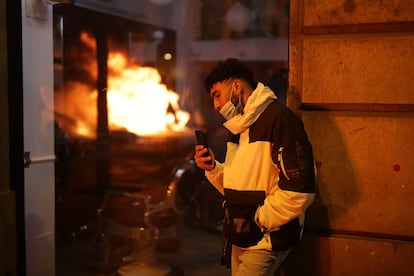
xmin=214 ymin=101 xmax=221 ymax=111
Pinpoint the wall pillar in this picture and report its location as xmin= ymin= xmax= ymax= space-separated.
xmin=284 ymin=1 xmax=414 ymax=275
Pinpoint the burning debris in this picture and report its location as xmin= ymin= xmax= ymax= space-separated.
xmin=55 ymin=31 xmax=190 ymax=139
xmin=107 ymin=53 xmax=189 ymax=136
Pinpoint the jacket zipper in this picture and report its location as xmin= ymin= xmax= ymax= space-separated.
xmin=278 ymin=147 xmax=290 ymax=180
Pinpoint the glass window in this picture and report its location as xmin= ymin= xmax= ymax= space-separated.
xmin=54 ymin=1 xmax=289 ymax=274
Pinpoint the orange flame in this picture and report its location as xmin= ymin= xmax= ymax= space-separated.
xmin=107 ymin=53 xmax=190 ymax=135
xmin=55 ymin=31 xmax=190 ymax=138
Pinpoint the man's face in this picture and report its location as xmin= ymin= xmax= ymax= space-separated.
xmin=209 ymin=80 xmax=234 ymax=112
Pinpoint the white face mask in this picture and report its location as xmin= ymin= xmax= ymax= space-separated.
xmin=219 ymin=81 xmax=243 ymax=120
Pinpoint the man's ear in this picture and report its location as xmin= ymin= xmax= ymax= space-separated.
xmin=233 ymin=79 xmax=242 ymax=95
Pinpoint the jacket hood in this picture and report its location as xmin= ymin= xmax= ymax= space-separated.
xmin=224 ymin=82 xmax=277 ymax=134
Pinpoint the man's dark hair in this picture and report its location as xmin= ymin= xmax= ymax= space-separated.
xmin=204 ymin=58 xmax=256 ymax=92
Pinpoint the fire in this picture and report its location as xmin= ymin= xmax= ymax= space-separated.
xmin=107 ymin=53 xmax=189 ymax=135
xmin=55 ymin=32 xmax=190 ymax=139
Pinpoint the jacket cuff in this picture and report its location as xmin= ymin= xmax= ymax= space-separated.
xmin=205 ymin=160 xmax=222 ymax=175
xmin=254 ymin=205 xmax=266 ymax=233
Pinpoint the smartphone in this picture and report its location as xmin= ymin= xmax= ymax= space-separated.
xmin=194 ymin=130 xmax=213 ymax=165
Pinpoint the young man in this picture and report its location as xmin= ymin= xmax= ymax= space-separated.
xmin=194 ymin=58 xmax=316 ymax=275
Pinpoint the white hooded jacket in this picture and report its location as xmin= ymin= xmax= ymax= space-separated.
xmin=206 ymin=82 xmax=315 ymax=250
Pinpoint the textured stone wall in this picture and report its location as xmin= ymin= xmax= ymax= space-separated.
xmin=283 ymin=0 xmax=414 ymax=275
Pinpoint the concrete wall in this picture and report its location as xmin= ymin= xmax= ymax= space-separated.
xmin=0 ymin=0 xmax=17 ymax=275
xmin=283 ymin=1 xmax=414 ymax=275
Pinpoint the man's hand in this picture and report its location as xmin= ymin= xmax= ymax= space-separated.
xmin=194 ymin=145 xmax=215 ymax=171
